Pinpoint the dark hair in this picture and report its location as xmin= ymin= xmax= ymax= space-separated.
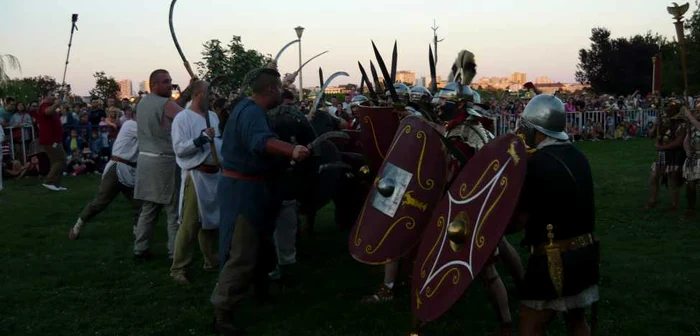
xmin=282 ymin=90 xmax=295 ymax=101
xmin=248 ymin=68 xmax=281 ymax=94
xmin=6 ymin=97 xmax=16 ymax=103
xmin=149 ymin=69 xmax=169 ymax=86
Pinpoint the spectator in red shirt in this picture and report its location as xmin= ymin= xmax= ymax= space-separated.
xmin=36 ymin=95 xmax=67 ymax=191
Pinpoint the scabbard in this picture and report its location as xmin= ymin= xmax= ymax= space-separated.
xmin=545 ymin=244 xmax=564 ymax=298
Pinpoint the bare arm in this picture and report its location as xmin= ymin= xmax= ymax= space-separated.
xmin=164 ymin=100 xmax=184 ymax=120
xmin=44 ymin=101 xmax=61 ymax=115
xmin=686 ymin=113 xmax=700 ymax=131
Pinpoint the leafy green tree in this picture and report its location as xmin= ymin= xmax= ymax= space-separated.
xmin=195 ymin=36 xmax=271 ymax=95
xmin=576 ymin=28 xmax=662 ymax=95
xmin=0 ymin=76 xmax=61 ymax=103
xmin=89 ymin=71 xmax=119 ymax=101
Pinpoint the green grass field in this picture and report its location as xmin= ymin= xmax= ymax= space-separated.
xmin=1 ymin=138 xmax=699 ymax=336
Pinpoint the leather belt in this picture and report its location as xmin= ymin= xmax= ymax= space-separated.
xmin=111 ymin=156 xmax=137 ymax=168
xmin=222 ymin=168 xmax=265 ymax=181
xmin=530 ymin=233 xmax=595 ymax=255
xmin=194 ymin=164 xmax=220 ymax=174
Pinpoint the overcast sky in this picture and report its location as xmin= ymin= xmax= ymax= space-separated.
xmin=1 ymin=0 xmax=684 ymax=95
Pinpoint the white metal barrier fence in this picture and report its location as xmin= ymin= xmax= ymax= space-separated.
xmin=493 ymin=109 xmax=658 ymax=136
xmin=2 ymin=126 xmax=36 ymax=163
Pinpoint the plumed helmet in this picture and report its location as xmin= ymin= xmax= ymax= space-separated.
xmin=520 ymin=94 xmax=568 ymax=141
xmin=410 ymin=86 xmax=432 ymax=102
xmin=436 ymin=82 xmax=477 ymax=102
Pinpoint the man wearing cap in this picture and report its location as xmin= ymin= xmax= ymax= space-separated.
xmin=512 ymin=94 xmax=599 ymax=336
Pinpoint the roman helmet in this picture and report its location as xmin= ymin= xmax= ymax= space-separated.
xmin=386 ymin=83 xmax=411 ymax=104
xmin=410 ymin=86 xmax=433 ymax=103
xmin=517 ymin=94 xmax=568 ymax=148
xmin=436 ymin=50 xmax=483 ymax=121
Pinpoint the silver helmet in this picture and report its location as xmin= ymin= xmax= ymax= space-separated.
xmin=518 ymin=94 xmax=568 ymax=146
xmin=410 ymin=86 xmax=432 ymax=102
xmin=436 ymin=82 xmax=478 ymax=103
xmin=386 ymin=83 xmax=411 ymax=99
xmin=350 ymin=95 xmax=369 ymax=106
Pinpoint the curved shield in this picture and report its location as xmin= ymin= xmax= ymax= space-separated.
xmin=358 ymin=105 xmax=401 ymax=174
xmin=349 ymin=116 xmax=449 ymax=264
xmin=411 ymin=133 xmax=528 ymax=322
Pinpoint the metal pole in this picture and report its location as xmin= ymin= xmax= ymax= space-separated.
xmin=61 ymin=14 xmax=79 ymax=98
xmin=298 ymin=39 xmax=303 ymax=102
xmin=295 ymin=26 xmax=305 ymax=103
xmin=651 ymin=56 xmax=656 ymax=94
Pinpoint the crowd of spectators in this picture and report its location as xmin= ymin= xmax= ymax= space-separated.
xmin=1 ymin=95 xmax=136 ymax=180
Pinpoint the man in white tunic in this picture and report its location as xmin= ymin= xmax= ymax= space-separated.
xmin=169 ymin=81 xmax=221 ymax=284
xmin=68 ymin=116 xmax=140 ymax=239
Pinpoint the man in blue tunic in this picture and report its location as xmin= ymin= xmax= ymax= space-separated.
xmin=211 ymin=68 xmax=310 ymax=335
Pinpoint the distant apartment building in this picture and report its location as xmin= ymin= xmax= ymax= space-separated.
xmin=117 ymin=79 xmax=133 ymax=99
xmin=509 ymin=72 xmax=527 ymax=85
xmin=427 ymin=76 xmax=442 ymax=89
xmin=138 ymin=80 xmax=150 ymax=93
xmin=415 ymin=76 xmax=427 ymax=87
xmin=396 ymin=71 xmax=416 ymax=85
xmin=535 ymin=76 xmax=552 ymax=85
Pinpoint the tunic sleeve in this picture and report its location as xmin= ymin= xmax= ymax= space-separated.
xmin=242 ymin=106 xmax=276 ymax=155
xmin=172 ymin=113 xmax=201 ymax=158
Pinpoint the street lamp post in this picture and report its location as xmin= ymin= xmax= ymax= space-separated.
xmin=295 ymin=26 xmax=305 ymax=102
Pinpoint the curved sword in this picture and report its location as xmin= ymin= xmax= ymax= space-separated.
xmin=169 ymin=0 xmax=219 ymax=166
xmin=274 ymin=39 xmax=300 ymax=63
xmin=310 ymin=71 xmax=349 ymax=115
xmin=295 ymin=50 xmax=329 ymax=73
xmin=283 ymin=51 xmax=330 ymax=86
xmin=169 ymin=0 xmax=195 ymax=78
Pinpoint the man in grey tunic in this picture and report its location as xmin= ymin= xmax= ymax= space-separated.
xmin=133 ymin=69 xmax=193 ymax=259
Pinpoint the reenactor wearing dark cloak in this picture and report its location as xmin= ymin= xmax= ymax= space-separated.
xmin=511 ymin=94 xmax=600 ymax=336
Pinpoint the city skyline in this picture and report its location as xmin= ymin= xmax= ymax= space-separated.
xmin=0 ymin=0 xmax=683 ymax=95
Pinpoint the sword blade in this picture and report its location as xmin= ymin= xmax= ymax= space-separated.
xmin=274 ymin=39 xmax=300 ymax=63
xmin=319 ymin=67 xmax=324 ymax=88
xmin=168 ymin=0 xmax=195 ymax=78
xmin=358 ymin=62 xmax=377 ymax=101
xmin=296 ymin=50 xmax=328 ymax=73
xmin=372 ymin=40 xmax=399 ymax=102
xmin=310 ymin=130 xmax=351 ymax=148
xmin=359 ymin=76 xmax=365 ymax=94
xmin=429 ymin=45 xmax=437 ymax=94
xmin=311 ymin=71 xmax=350 ymax=114
xmin=370 ymin=60 xmax=381 ymax=93
xmin=391 ymin=40 xmax=397 ymax=84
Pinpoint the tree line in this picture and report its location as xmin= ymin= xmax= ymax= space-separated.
xmin=576 ymin=2 xmax=700 ymax=96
